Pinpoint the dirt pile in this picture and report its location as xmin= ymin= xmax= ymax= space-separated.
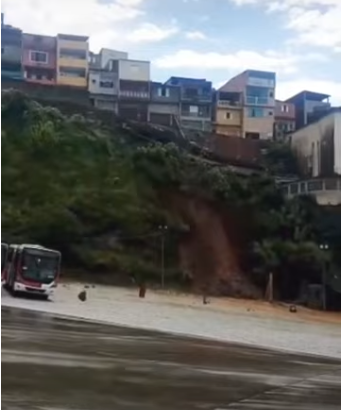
xmin=167 ymin=193 xmax=261 ymax=298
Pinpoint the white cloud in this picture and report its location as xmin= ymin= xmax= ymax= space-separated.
xmin=127 ymin=23 xmax=179 ymax=43
xmin=229 ymin=0 xmax=341 ymax=52
xmin=1 ymin=0 xmax=145 ymax=51
xmin=155 ymin=49 xmax=327 ymax=74
xmin=277 ymin=78 xmax=341 ymax=105
xmin=185 ymin=31 xmax=207 ymax=40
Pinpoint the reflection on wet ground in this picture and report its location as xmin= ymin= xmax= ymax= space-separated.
xmin=2 ymin=306 xmax=341 ymax=410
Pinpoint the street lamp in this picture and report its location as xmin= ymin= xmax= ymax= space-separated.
xmin=158 ymin=225 xmax=168 ymax=289
xmin=319 ymin=243 xmax=329 ymax=311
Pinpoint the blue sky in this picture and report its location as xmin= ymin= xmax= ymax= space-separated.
xmin=2 ymin=0 xmax=341 ymax=103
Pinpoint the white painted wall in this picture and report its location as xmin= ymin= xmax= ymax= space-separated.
xmin=334 ymin=112 xmax=341 ymax=175
xmin=149 ymin=103 xmax=179 ymax=115
xmin=290 ymin=112 xmax=338 ymax=177
xmin=100 ymin=48 xmax=128 ymax=68
xmin=118 ymin=59 xmax=150 ymax=82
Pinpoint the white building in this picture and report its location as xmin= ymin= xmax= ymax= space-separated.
xmin=290 ymin=109 xmax=341 ymax=177
xmin=283 ymin=109 xmax=341 ymax=206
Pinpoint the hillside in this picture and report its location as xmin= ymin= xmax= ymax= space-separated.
xmin=2 ymin=90 xmax=340 ymax=302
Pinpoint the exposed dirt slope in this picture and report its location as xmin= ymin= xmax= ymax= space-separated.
xmin=167 ymin=193 xmax=260 ymax=298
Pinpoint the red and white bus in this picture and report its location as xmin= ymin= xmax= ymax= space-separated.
xmin=1 ymin=242 xmax=9 ymax=285
xmin=3 ymin=244 xmax=61 ymax=298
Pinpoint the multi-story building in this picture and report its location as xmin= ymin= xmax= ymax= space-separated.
xmin=164 ymin=77 xmax=213 ymax=132
xmin=88 ymin=67 xmax=119 ymax=111
xmin=117 ymin=59 xmax=151 ymax=122
xmin=22 ymin=34 xmax=57 ymax=85
xmin=149 ymin=81 xmax=180 ymax=127
xmin=89 ymin=48 xmax=128 ymax=70
xmin=219 ymin=70 xmax=276 ymax=140
xmin=286 ymin=91 xmax=331 ymax=131
xmin=1 ymin=15 xmax=23 ymax=80
xmin=56 ymin=34 xmax=88 ymax=87
xmin=274 ymin=100 xmax=296 ymax=141
xmin=88 ymin=49 xmax=127 ymax=112
xmin=282 ymin=109 xmax=341 ymax=206
xmin=290 ymin=108 xmax=341 ymax=178
xmin=213 ymin=90 xmax=243 ymax=137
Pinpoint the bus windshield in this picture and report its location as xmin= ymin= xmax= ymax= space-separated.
xmin=2 ymin=244 xmax=8 ymax=272
xmin=21 ymin=249 xmax=60 ymax=283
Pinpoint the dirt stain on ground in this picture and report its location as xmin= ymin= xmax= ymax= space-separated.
xmin=2 ymin=306 xmax=341 ymax=410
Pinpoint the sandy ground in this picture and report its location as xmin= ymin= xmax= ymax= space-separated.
xmin=1 ymin=282 xmax=341 ymax=359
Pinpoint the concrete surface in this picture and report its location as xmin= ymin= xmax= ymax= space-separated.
xmin=2 ymin=284 xmax=341 ymax=359
xmin=2 ymin=307 xmax=341 ymax=410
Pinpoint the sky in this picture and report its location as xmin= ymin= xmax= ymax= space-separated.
xmin=2 ymin=0 xmax=341 ymax=104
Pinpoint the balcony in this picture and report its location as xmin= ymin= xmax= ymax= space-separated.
xmin=281 ymin=177 xmax=341 ymax=206
xmin=217 ymin=100 xmax=241 ymax=108
xmin=248 ymin=77 xmax=275 ymax=88
xmin=1 ymin=69 xmax=24 ymax=80
xmin=119 ymin=90 xmax=149 ymax=100
xmin=181 ymin=87 xmax=212 ymax=103
xmin=181 ymin=111 xmax=210 ymax=119
xmin=246 ymin=96 xmax=271 ymax=105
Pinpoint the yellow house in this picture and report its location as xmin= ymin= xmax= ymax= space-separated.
xmin=214 ymin=91 xmax=243 ymax=137
xmin=56 ymin=34 xmax=89 ymax=87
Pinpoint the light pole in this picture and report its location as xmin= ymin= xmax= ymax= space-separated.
xmin=158 ymin=225 xmax=168 ymax=289
xmin=319 ymin=243 xmax=329 ymax=311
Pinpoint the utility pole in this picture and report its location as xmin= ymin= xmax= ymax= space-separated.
xmin=158 ymin=225 xmax=168 ymax=289
xmin=319 ymin=243 xmax=329 ymax=311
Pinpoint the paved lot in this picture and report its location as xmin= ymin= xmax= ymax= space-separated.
xmin=2 ymin=284 xmax=341 ymax=359
xmin=2 ymin=307 xmax=341 ymax=410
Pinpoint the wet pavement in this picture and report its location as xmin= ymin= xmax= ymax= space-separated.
xmin=2 ymin=306 xmax=341 ymax=410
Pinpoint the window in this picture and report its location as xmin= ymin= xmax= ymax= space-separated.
xmin=1 ymin=47 xmax=4 ymax=54
xmin=202 ymin=86 xmax=211 ymax=96
xmin=30 ymin=50 xmax=48 ymax=63
xmin=268 ymin=111 xmax=273 ymax=116
xmin=189 ymin=105 xmax=199 ymax=114
xmin=269 ymin=91 xmax=274 ymax=98
xmin=92 ymin=78 xmax=96 ymax=84
xmin=59 ymin=67 xmax=86 ymax=78
xmin=157 ymin=87 xmax=170 ymax=97
xmin=59 ymin=48 xmax=87 ymax=60
xmin=108 ymin=60 xmax=118 ymax=72
xmin=248 ymin=107 xmax=265 ymax=117
xmin=225 ymin=112 xmax=232 ymax=119
xmin=281 ymin=104 xmax=289 ymax=113
xmin=184 ymin=88 xmax=198 ymax=98
xmin=100 ymin=80 xmax=114 ymax=88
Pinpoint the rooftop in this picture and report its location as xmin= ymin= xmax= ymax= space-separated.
xmin=165 ymin=76 xmax=211 ymax=86
xmin=286 ymin=90 xmax=330 ymax=103
xmin=57 ymin=33 xmax=89 ymax=42
xmin=291 ymin=107 xmax=341 ymax=133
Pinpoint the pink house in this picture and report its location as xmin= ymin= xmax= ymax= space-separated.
xmin=22 ymin=33 xmax=57 ymax=85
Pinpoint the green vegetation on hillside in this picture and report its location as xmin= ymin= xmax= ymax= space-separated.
xmin=2 ymin=90 xmax=340 ymax=299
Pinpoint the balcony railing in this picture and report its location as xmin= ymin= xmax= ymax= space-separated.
xmin=217 ymin=100 xmax=241 ymax=108
xmin=181 ymin=111 xmax=210 ymax=118
xmin=247 ymin=77 xmax=275 ymax=88
xmin=246 ymin=96 xmax=270 ymax=105
xmin=281 ymin=177 xmax=341 ymax=205
xmin=1 ymin=69 xmax=24 ymax=80
xmin=181 ymin=93 xmax=212 ymax=102
xmin=119 ymin=90 xmax=149 ymax=99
